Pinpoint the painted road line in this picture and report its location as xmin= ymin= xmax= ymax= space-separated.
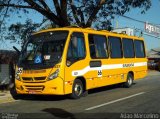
xmin=85 ymin=92 xmax=145 ymax=111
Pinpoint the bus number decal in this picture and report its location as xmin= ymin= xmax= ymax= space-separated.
xmin=54 ymin=65 xmax=60 ymax=68
xmin=17 ymin=68 xmax=23 ymax=74
xmin=98 ymin=70 xmax=102 ymax=77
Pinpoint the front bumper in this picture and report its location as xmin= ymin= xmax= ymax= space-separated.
xmin=15 ymin=77 xmax=64 ymax=95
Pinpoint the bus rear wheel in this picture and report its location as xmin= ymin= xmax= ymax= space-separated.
xmin=124 ymin=73 xmax=133 ymax=88
xmin=70 ymin=79 xmax=84 ymax=99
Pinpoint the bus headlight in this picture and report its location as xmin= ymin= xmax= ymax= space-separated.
xmin=15 ymin=74 xmax=20 ymax=80
xmin=48 ymin=69 xmax=59 ymax=80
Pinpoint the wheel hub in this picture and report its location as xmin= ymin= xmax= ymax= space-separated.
xmin=74 ymin=84 xmax=82 ymax=96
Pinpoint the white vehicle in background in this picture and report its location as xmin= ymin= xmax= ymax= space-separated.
xmin=112 ymin=27 xmax=134 ymax=36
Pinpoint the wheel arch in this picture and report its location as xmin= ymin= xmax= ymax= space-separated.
xmin=128 ymin=71 xmax=134 ymax=80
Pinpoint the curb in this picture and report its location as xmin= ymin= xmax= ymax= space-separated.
xmin=0 ymin=91 xmax=15 ymax=104
xmin=0 ymin=91 xmax=9 ymax=97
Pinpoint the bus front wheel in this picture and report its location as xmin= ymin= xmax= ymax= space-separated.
xmin=124 ymin=73 xmax=133 ymax=88
xmin=70 ymin=79 xmax=84 ymax=99
xmin=10 ymin=86 xmax=22 ymax=100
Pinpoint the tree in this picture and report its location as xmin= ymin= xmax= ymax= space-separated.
xmin=0 ymin=0 xmax=151 ymax=43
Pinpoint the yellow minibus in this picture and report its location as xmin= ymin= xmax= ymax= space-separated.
xmin=13 ymin=27 xmax=147 ymax=99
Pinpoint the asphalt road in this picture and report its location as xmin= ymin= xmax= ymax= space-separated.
xmin=0 ymin=71 xmax=160 ymax=119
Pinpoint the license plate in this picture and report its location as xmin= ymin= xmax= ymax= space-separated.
xmin=28 ymin=90 xmax=36 ymax=94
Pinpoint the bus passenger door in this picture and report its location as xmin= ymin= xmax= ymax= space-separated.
xmin=64 ymin=32 xmax=90 ymax=94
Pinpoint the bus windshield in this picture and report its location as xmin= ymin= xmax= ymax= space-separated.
xmin=18 ymin=31 xmax=69 ymax=69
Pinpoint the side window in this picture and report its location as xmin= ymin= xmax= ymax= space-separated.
xmin=122 ymin=38 xmax=134 ymax=58
xmin=88 ymin=34 xmax=108 ymax=59
xmin=108 ymin=37 xmax=122 ymax=58
xmin=134 ymin=40 xmax=145 ymax=58
xmin=67 ymin=32 xmax=86 ymax=60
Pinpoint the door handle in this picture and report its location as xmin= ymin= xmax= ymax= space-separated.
xmin=90 ymin=60 xmax=102 ymax=67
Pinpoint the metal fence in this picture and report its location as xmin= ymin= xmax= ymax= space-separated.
xmin=0 ymin=64 xmax=11 ymax=86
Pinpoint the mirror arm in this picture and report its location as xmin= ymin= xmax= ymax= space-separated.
xmin=13 ymin=46 xmax=20 ymax=55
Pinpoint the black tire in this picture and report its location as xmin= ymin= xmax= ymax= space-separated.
xmin=124 ymin=73 xmax=133 ymax=88
xmin=70 ymin=79 xmax=84 ymax=99
xmin=10 ymin=86 xmax=22 ymax=100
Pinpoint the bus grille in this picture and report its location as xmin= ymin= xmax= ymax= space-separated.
xmin=22 ymin=77 xmax=33 ymax=81
xmin=24 ymin=85 xmax=45 ymax=91
xmin=34 ymin=77 xmax=46 ymax=80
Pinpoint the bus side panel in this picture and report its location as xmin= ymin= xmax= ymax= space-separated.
xmin=97 ymin=59 xmax=126 ymax=87
xmin=134 ymin=58 xmax=148 ymax=80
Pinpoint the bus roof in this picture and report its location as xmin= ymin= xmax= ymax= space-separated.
xmin=33 ymin=27 xmax=144 ymax=40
